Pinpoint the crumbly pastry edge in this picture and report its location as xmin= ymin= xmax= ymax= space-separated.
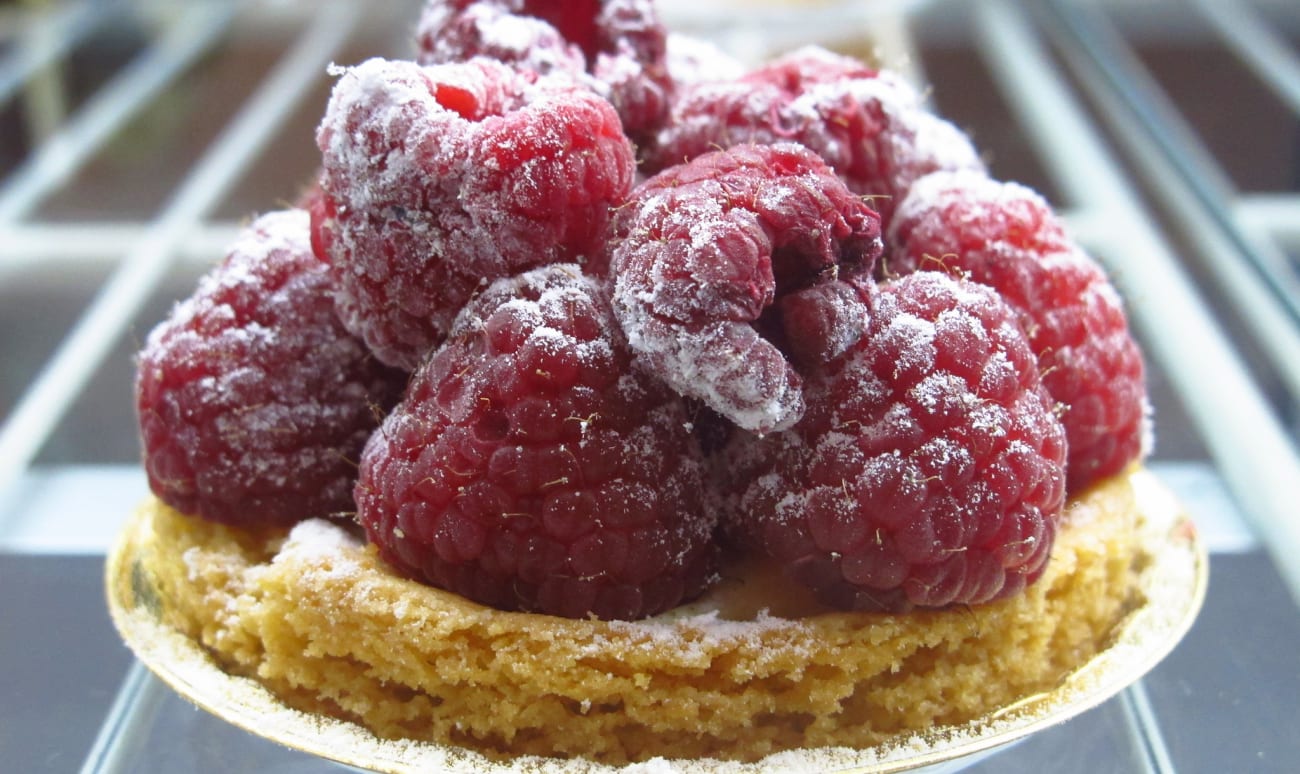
xmin=105 ymin=467 xmax=1205 ymax=773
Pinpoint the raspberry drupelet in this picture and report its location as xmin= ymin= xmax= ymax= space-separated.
xmin=724 ymin=272 xmax=1068 ymax=612
xmin=416 ymin=0 xmax=673 ymax=145
xmin=355 ymin=264 xmax=718 ymax=621
xmin=607 ymin=142 xmax=883 ymax=435
xmin=314 ymin=56 xmax=635 ymax=370
xmin=889 ymin=170 xmax=1149 ymax=492
xmin=135 ymin=209 xmax=406 ymax=527
xmin=648 ymin=46 xmax=984 ymax=228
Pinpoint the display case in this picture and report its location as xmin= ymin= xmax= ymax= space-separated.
xmin=2 ymin=1 xmax=1297 ymax=771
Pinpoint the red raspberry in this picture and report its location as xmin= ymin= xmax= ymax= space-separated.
xmin=608 ymin=142 xmax=883 ymax=434
xmin=314 ymin=57 xmax=635 ymax=370
xmin=724 ymin=272 xmax=1067 ymax=612
xmin=590 ymin=0 xmax=673 ymax=140
xmin=135 ymin=210 xmax=406 ymax=527
xmin=356 ymin=264 xmax=717 ymax=621
xmin=885 ymin=170 xmax=1072 ymax=276
xmin=662 ymin=32 xmax=744 ymax=89
xmin=648 ymin=46 xmax=984 ymax=227
xmin=416 ymin=0 xmax=672 ymax=144
xmin=889 ymin=170 xmax=1148 ymax=492
xmin=417 ymin=1 xmax=586 ymax=80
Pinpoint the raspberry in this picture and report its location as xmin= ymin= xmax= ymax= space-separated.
xmin=663 ymin=32 xmax=744 ymax=89
xmin=608 ymin=142 xmax=883 ymax=434
xmin=315 ymin=57 xmax=635 ymax=370
xmin=724 ymin=272 xmax=1067 ymax=612
xmin=648 ymin=46 xmax=984 ymax=227
xmin=355 ymin=264 xmax=717 ymax=620
xmin=135 ymin=210 xmax=406 ymax=527
xmin=416 ymin=0 xmax=673 ymax=144
xmin=417 ymin=1 xmax=587 ymax=81
xmin=889 ymin=170 xmax=1148 ymax=492
xmin=885 ymin=170 xmax=1071 ymax=276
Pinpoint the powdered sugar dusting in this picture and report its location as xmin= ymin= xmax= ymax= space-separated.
xmin=280 ymin=517 xmax=364 ymax=559
xmin=664 ymin=33 xmax=744 ymax=86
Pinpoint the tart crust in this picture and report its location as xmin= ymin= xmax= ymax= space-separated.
xmin=108 ymin=467 xmax=1202 ymax=770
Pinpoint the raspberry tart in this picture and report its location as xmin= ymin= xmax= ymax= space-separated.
xmin=107 ymin=1 xmax=1205 ymax=771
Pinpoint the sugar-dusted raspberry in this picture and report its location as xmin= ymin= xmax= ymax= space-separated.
xmin=725 ymin=272 xmax=1067 ymax=612
xmin=416 ymin=0 xmax=672 ymax=143
xmin=417 ymin=0 xmax=585 ymax=81
xmin=315 ymin=57 xmax=635 ymax=370
xmin=663 ymin=32 xmax=744 ymax=89
xmin=356 ymin=264 xmax=717 ymax=621
xmin=648 ymin=46 xmax=984 ymax=227
xmin=608 ymin=142 xmax=883 ymax=434
xmin=889 ymin=170 xmax=1148 ymax=492
xmin=885 ymin=170 xmax=1071 ymax=277
xmin=135 ymin=210 xmax=406 ymax=527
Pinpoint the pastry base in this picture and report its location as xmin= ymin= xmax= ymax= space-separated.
xmin=106 ymin=467 xmax=1205 ymax=772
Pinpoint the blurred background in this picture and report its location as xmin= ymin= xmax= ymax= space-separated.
xmin=1 ymin=0 xmax=1297 ymax=771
